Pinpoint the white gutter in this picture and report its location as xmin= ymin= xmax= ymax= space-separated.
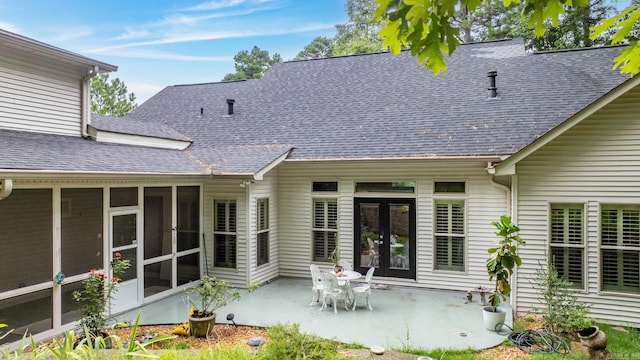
xmin=487 ymin=163 xmax=511 ymax=215
xmin=81 ymin=66 xmax=99 ymax=138
xmin=0 ymin=179 xmax=12 ymax=200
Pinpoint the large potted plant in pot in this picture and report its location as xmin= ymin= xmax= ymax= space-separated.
xmin=185 ymin=276 xmax=241 ymax=337
xmin=484 ymin=215 xmax=525 ymax=331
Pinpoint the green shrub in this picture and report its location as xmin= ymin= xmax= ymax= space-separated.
xmin=531 ymin=260 xmax=591 ymax=333
xmin=257 ymin=322 xmax=345 ymax=360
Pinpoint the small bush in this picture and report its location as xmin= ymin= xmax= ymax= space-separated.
xmin=531 ymin=260 xmax=591 ymax=333
xmin=258 ymin=322 xmax=345 ymax=360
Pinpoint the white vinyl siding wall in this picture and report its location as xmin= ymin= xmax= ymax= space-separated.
xmin=202 ymin=179 xmax=247 ymax=287
xmin=277 ymin=159 xmax=508 ymax=291
xmin=0 ymin=59 xmax=82 ymax=136
xmin=248 ymin=172 xmax=279 ymax=285
xmin=514 ymin=84 xmax=640 ymax=326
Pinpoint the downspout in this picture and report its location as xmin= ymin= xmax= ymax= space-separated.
xmin=243 ymin=180 xmax=253 ymax=287
xmin=81 ymin=66 xmax=100 ymax=138
xmin=486 ymin=162 xmax=519 ymax=313
xmin=486 ymin=162 xmax=511 ymax=215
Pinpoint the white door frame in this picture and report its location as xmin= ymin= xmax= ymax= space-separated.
xmin=108 ymin=208 xmax=141 ymax=314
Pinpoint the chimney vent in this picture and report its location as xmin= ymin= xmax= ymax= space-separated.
xmin=226 ymin=99 xmax=235 ymax=115
xmin=487 ymin=71 xmax=497 ymax=98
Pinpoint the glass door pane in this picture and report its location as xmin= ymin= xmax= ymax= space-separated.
xmin=358 ymin=203 xmax=381 ymax=269
xmin=355 ymin=198 xmax=415 ymax=279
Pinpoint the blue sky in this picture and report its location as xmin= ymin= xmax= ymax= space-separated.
xmin=0 ymin=0 xmax=348 ymax=103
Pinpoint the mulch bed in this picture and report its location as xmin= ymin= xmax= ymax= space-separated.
xmin=104 ymin=323 xmax=268 ymax=350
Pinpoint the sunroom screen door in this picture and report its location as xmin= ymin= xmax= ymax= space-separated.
xmin=109 ymin=210 xmax=139 ymax=313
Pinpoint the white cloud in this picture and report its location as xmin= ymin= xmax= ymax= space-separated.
xmin=0 ymin=22 xmax=23 ymax=34
xmin=49 ymin=27 xmax=95 ymax=42
xmin=115 ymin=28 xmax=152 ymax=41
xmin=91 ymin=22 xmax=336 ymax=54
xmin=85 ymin=47 xmax=232 ymax=62
xmin=183 ymin=0 xmax=247 ymax=11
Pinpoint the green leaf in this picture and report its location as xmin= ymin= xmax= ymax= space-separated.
xmin=613 ymin=41 xmax=640 ymax=76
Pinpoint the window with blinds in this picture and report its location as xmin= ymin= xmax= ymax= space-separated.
xmin=214 ymin=200 xmax=236 ymax=268
xmin=434 ymin=200 xmax=465 ymax=271
xmin=257 ymin=198 xmax=270 ymax=266
xmin=549 ymin=204 xmax=584 ymax=289
xmin=312 ymin=198 xmax=338 ymax=262
xmin=601 ymin=205 xmax=640 ymax=293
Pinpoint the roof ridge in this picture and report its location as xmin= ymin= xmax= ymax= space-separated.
xmin=172 ymin=79 xmax=250 ymax=87
xmin=533 ymin=43 xmax=628 ymax=55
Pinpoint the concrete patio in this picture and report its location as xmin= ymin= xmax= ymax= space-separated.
xmin=115 ymin=277 xmax=511 ymax=351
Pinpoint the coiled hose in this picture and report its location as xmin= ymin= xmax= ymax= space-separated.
xmin=499 ymin=324 xmax=570 ymax=354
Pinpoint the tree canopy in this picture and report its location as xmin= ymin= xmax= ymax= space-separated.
xmin=294 ymin=36 xmax=335 ymax=60
xmin=223 ymin=46 xmax=282 ymax=81
xmin=333 ymin=0 xmax=386 ymax=55
xmin=90 ymin=73 xmax=137 ymax=117
xmin=374 ymin=0 xmax=640 ymax=75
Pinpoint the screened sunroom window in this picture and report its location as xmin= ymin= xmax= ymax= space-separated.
xmin=312 ymin=198 xmax=338 ymax=262
xmin=550 ymin=204 xmax=584 ymax=289
xmin=600 ymin=205 xmax=640 ymax=293
xmin=434 ymin=200 xmax=465 ymax=271
xmin=214 ymin=200 xmax=236 ymax=268
xmin=257 ymin=198 xmax=270 ymax=266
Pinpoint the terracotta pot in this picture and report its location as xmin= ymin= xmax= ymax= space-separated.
xmin=189 ymin=313 xmax=216 ymax=337
xmin=577 ymin=326 xmax=607 ymax=350
xmin=334 ymin=265 xmax=343 ymax=273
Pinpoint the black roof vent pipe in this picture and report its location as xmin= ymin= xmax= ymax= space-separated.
xmin=226 ymin=99 xmax=235 ymax=115
xmin=487 ymin=71 xmax=498 ymax=98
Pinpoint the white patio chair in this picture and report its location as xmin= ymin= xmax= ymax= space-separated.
xmin=352 ymin=266 xmax=375 ymax=310
xmin=338 ymin=259 xmax=352 ymax=271
xmin=309 ymin=264 xmax=323 ymax=306
xmin=321 ymin=272 xmax=349 ymax=313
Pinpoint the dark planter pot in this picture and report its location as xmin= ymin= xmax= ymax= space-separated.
xmin=189 ymin=313 xmax=216 ymax=337
xmin=577 ymin=326 xmax=607 ymax=350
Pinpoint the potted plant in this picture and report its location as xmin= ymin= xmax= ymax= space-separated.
xmin=484 ymin=215 xmax=525 ymax=331
xmin=329 ymin=246 xmax=342 ymax=272
xmin=185 ymin=276 xmax=241 ymax=337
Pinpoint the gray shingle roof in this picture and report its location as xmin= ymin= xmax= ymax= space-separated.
xmin=90 ymin=113 xmax=192 ymax=142
xmin=5 ymin=39 xmax=629 ymax=176
xmin=127 ymin=39 xmax=629 ymax=174
xmin=0 ymin=129 xmax=205 ymax=174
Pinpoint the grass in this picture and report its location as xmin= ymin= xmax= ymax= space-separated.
xmin=2 ymin=320 xmax=639 ymax=359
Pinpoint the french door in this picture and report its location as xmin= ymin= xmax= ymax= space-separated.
xmin=354 ymin=198 xmax=416 ymax=279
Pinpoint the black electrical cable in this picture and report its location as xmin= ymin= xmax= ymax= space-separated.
xmin=498 ymin=324 xmax=570 ymax=354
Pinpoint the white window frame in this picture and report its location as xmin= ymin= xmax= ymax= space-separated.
xmin=549 ymin=203 xmax=585 ymax=289
xmin=312 ymin=197 xmax=338 ymax=262
xmin=433 ymin=199 xmax=466 ymax=272
xmin=213 ymin=199 xmax=237 ymax=269
xmin=257 ymin=198 xmax=270 ymax=266
xmin=600 ymin=204 xmax=640 ymax=294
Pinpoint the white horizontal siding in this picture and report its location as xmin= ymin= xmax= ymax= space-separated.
xmin=202 ymin=179 xmax=248 ymax=288
xmin=514 ymin=84 xmax=640 ymax=326
xmin=0 ymin=59 xmax=81 ymax=136
xmin=277 ymin=159 xmax=509 ymax=292
xmin=250 ymin=172 xmax=279 ymax=284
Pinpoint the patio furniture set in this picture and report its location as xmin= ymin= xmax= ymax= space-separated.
xmin=310 ymin=263 xmax=376 ymax=313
